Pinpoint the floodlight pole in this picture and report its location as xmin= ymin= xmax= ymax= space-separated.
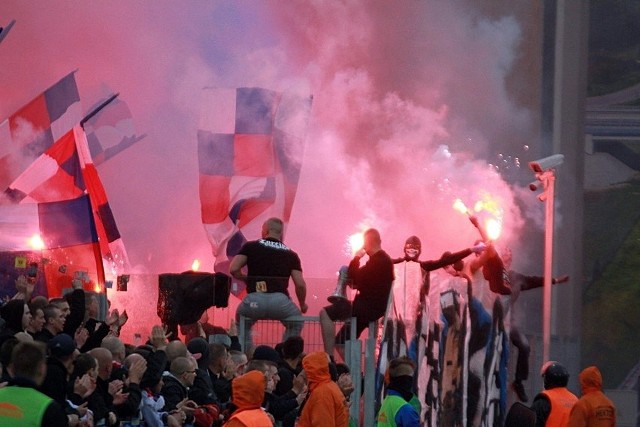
xmin=537 ymin=170 xmax=556 ymax=363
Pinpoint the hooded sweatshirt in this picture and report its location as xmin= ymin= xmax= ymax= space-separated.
xmin=297 ymin=351 xmax=349 ymax=427
xmin=566 ymin=366 xmax=616 ymax=427
xmin=225 ymin=370 xmax=272 ymax=427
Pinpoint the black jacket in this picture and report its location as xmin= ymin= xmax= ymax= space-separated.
xmin=161 ymin=374 xmax=195 ymax=424
xmin=189 ymin=367 xmax=218 ymax=405
xmin=63 ymin=289 xmax=85 ymax=336
xmin=39 ymin=356 xmax=70 ymax=407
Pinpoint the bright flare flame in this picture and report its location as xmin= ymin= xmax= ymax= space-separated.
xmin=485 ymin=218 xmax=502 ymax=240
xmin=191 ymin=259 xmax=200 ymax=271
xmin=453 ymin=198 xmax=469 ymax=215
xmin=348 ymin=233 xmax=364 ymax=256
xmin=28 ymin=234 xmax=45 ymax=250
xmin=474 ymin=194 xmax=502 ymax=217
xmin=94 ymin=283 xmax=101 ymax=293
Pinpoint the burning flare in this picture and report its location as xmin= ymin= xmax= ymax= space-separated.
xmin=348 ymin=232 xmax=364 ymax=256
xmin=454 ymin=195 xmax=504 ymax=241
xmin=485 ymin=218 xmax=502 ymax=240
xmin=191 ymin=259 xmax=200 ymax=271
xmin=453 ymin=198 xmax=471 ymax=216
xmin=28 ymin=234 xmax=45 ymax=250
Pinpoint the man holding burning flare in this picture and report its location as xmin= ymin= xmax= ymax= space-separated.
xmin=319 ymin=228 xmax=394 ymax=359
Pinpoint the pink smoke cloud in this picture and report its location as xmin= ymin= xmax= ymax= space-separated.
xmin=0 ymin=1 xmax=544 ymax=310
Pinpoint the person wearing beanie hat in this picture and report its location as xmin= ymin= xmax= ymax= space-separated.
xmin=139 ymin=348 xmax=167 ymax=392
xmin=188 ymin=337 xmax=211 ymax=369
xmin=298 ymin=351 xmax=349 ymax=427
xmin=275 ymin=336 xmax=304 ymax=396
xmin=567 ymin=365 xmax=616 ymax=427
xmin=377 ymin=356 xmax=420 ymax=427
xmin=252 ymin=345 xmax=281 ymax=366
xmin=138 ymin=349 xmax=186 ymax=426
xmin=250 ymin=345 xmax=303 ymax=426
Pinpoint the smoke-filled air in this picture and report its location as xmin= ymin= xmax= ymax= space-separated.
xmin=0 ymin=1 xmax=545 ymax=303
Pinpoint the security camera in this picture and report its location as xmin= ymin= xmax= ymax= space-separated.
xmin=528 ymin=154 xmax=564 ymax=173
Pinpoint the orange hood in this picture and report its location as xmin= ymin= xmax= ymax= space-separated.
xmin=302 ymin=351 xmax=331 ymax=391
xmin=232 ymin=370 xmax=265 ymax=410
xmin=579 ymin=365 xmax=603 ymax=394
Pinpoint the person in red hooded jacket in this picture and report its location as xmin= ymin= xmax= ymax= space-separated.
xmin=297 ymin=351 xmax=349 ymax=427
xmin=567 ymin=366 xmax=616 ymax=427
xmin=224 ymin=370 xmax=273 ymax=427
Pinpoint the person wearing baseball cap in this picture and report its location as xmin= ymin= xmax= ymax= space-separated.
xmin=39 ymin=334 xmax=78 ymax=407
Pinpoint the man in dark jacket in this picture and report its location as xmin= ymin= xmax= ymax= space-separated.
xmin=161 ymin=356 xmax=198 ymax=424
xmin=0 ymin=340 xmax=69 ymax=426
xmin=33 ymin=304 xmax=65 ymax=344
xmin=320 ymin=228 xmax=395 ymax=358
xmin=38 ymin=333 xmax=77 ymax=407
xmin=187 ymin=337 xmax=219 ymax=405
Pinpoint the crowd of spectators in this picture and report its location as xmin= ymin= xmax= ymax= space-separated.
xmin=0 ymin=275 xmax=359 ymax=427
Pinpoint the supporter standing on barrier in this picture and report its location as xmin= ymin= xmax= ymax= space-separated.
xmin=320 ymin=228 xmax=394 ymax=359
xmin=501 ymin=248 xmax=570 ymax=403
xmin=230 ymin=217 xmax=308 ymax=350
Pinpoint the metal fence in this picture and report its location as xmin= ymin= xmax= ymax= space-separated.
xmin=238 ymin=315 xmax=379 ymax=426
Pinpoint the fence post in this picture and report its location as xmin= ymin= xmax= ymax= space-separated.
xmin=363 ymin=321 xmax=377 ymax=426
xmin=238 ymin=315 xmax=246 ymax=352
xmin=344 ymin=317 xmax=359 ymax=423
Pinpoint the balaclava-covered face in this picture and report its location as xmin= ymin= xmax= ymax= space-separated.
xmin=404 ymin=236 xmax=422 ymax=261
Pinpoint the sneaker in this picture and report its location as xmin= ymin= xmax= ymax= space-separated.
xmin=512 ymin=381 xmax=529 ymax=402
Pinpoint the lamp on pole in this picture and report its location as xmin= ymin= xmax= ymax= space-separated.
xmin=529 ymin=154 xmax=564 ymax=363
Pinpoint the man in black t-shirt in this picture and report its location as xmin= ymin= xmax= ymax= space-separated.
xmin=230 ymin=217 xmax=308 ymax=350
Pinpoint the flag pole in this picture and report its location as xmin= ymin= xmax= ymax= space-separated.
xmin=0 ymin=19 xmax=16 ymax=45
xmin=80 ymin=93 xmax=120 ymax=128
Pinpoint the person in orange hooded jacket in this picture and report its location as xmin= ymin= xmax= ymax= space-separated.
xmin=297 ymin=351 xmax=349 ymax=427
xmin=224 ymin=370 xmax=273 ymax=427
xmin=566 ymin=365 xmax=616 ymax=427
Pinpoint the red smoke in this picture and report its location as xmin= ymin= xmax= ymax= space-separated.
xmin=0 ymin=2 xmax=543 ymax=317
